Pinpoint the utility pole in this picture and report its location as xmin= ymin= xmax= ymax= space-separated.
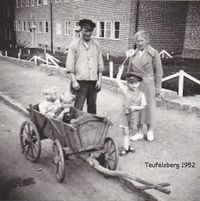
xmin=50 ymin=0 xmax=53 ymax=52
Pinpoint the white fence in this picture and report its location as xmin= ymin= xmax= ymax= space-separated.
xmin=29 ymin=53 xmax=60 ymax=67
xmin=162 ymin=70 xmax=200 ymax=97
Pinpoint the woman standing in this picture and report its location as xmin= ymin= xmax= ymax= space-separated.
xmin=127 ymin=30 xmax=163 ymax=141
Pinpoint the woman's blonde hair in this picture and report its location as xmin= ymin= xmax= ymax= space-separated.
xmin=133 ymin=30 xmax=150 ymax=48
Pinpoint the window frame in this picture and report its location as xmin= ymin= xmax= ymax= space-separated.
xmin=38 ymin=21 xmax=43 ymax=33
xmin=21 ymin=0 xmax=25 ymax=7
xmin=96 ymin=20 xmax=120 ymax=40
xmin=56 ymin=22 xmax=62 ymax=35
xmin=43 ymin=0 xmax=48 ymax=5
xmin=44 ymin=21 xmax=49 ymax=33
xmin=16 ymin=0 xmax=21 ymax=8
xmin=64 ymin=21 xmax=71 ymax=35
xmin=37 ymin=0 xmax=42 ymax=6
xmin=26 ymin=0 xmax=30 ymax=7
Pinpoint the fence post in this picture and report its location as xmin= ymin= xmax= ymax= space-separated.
xmin=18 ymin=53 xmax=21 ymax=60
xmin=109 ymin=61 xmax=113 ymax=78
xmin=106 ymin=53 xmax=109 ymax=61
xmin=178 ymin=70 xmax=184 ymax=97
xmin=28 ymin=49 xmax=30 ymax=54
xmin=5 ymin=51 xmax=7 ymax=57
xmin=34 ymin=56 xmax=37 ymax=65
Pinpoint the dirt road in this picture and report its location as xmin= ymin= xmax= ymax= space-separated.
xmin=0 ymin=101 xmax=145 ymax=201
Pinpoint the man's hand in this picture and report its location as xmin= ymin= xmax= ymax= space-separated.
xmin=72 ymin=80 xmax=80 ymax=90
xmin=155 ymin=91 xmax=160 ymax=97
xmin=95 ymin=79 xmax=101 ymax=89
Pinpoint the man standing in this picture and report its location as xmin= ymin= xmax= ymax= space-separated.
xmin=66 ymin=19 xmax=104 ymax=114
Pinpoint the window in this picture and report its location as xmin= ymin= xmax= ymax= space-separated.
xmin=38 ymin=21 xmax=43 ymax=33
xmin=99 ymin=21 xmax=105 ymax=38
xmin=27 ymin=21 xmax=31 ymax=32
xmin=3 ymin=29 xmax=12 ymax=40
xmin=105 ymin=21 xmax=112 ymax=38
xmin=31 ymin=0 xmax=34 ymax=6
xmin=43 ymin=0 xmax=48 ymax=5
xmin=96 ymin=21 xmax=120 ymax=39
xmin=17 ymin=21 xmax=21 ymax=31
xmin=55 ymin=0 xmax=61 ymax=3
xmin=26 ymin=0 xmax=29 ymax=7
xmin=21 ymin=0 xmax=25 ymax=7
xmin=22 ymin=21 xmax=26 ymax=31
xmin=14 ymin=21 xmax=17 ymax=31
xmin=44 ymin=21 xmax=49 ymax=33
xmin=37 ymin=0 xmax=42 ymax=5
xmin=56 ymin=22 xmax=62 ymax=35
xmin=64 ymin=0 xmax=70 ymax=2
xmin=5 ymin=6 xmax=10 ymax=17
xmin=16 ymin=0 xmax=21 ymax=8
xmin=65 ymin=21 xmax=71 ymax=35
xmin=113 ymin=21 xmax=120 ymax=39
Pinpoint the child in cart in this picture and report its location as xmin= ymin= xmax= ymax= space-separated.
xmin=38 ymin=85 xmax=61 ymax=118
xmin=116 ymin=73 xmax=147 ymax=156
xmin=54 ymin=92 xmax=77 ymax=124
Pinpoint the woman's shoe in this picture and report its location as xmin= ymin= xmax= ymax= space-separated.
xmin=130 ymin=133 xmax=144 ymax=141
xmin=147 ymin=130 xmax=154 ymax=141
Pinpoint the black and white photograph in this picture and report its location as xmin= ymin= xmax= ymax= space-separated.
xmin=0 ymin=0 xmax=200 ymax=200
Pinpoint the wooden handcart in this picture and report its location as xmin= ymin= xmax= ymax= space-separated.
xmin=19 ymin=105 xmax=119 ymax=182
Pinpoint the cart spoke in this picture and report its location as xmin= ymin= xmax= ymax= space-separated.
xmin=24 ymin=125 xmax=29 ymax=135
xmin=106 ymin=161 xmax=112 ymax=170
xmin=26 ymin=144 xmax=31 ymax=154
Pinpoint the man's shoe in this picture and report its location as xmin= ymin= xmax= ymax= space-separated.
xmin=147 ymin=130 xmax=154 ymax=141
xmin=130 ymin=133 xmax=144 ymax=141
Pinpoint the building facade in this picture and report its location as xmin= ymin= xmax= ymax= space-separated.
xmin=14 ymin=0 xmax=200 ymax=58
xmin=0 ymin=0 xmax=16 ymax=47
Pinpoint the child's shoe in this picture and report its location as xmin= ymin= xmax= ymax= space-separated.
xmin=147 ymin=130 xmax=154 ymax=141
xmin=120 ymin=149 xmax=129 ymax=156
xmin=128 ymin=146 xmax=135 ymax=153
xmin=130 ymin=133 xmax=144 ymax=141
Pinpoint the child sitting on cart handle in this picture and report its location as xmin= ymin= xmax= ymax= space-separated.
xmin=116 ymin=72 xmax=147 ymax=156
xmin=39 ymin=85 xmax=61 ymax=118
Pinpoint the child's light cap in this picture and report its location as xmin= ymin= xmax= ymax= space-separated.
xmin=42 ymin=85 xmax=58 ymax=96
xmin=60 ymin=92 xmax=75 ymax=103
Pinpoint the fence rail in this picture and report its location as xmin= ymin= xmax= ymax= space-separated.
xmin=162 ymin=70 xmax=200 ymax=97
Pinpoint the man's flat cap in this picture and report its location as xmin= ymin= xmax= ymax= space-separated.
xmin=79 ymin=19 xmax=96 ymax=29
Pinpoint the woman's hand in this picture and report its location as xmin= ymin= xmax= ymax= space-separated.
xmin=126 ymin=49 xmax=135 ymax=58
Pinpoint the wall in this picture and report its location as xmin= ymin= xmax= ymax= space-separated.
xmin=135 ymin=1 xmax=188 ymax=54
xmin=182 ymin=1 xmax=200 ymax=59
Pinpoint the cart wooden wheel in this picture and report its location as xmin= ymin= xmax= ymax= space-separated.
xmin=53 ymin=139 xmax=65 ymax=183
xmin=102 ymin=137 xmax=118 ymax=170
xmin=20 ymin=120 xmax=41 ymax=162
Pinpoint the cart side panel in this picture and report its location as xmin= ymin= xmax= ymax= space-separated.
xmin=29 ymin=110 xmax=68 ymax=147
xmin=75 ymin=120 xmax=108 ymax=150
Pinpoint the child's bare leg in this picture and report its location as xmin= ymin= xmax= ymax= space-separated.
xmin=123 ymin=127 xmax=129 ymax=151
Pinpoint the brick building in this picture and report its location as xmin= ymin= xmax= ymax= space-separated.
xmin=0 ymin=0 xmax=16 ymax=47
xmin=14 ymin=0 xmax=200 ymax=58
